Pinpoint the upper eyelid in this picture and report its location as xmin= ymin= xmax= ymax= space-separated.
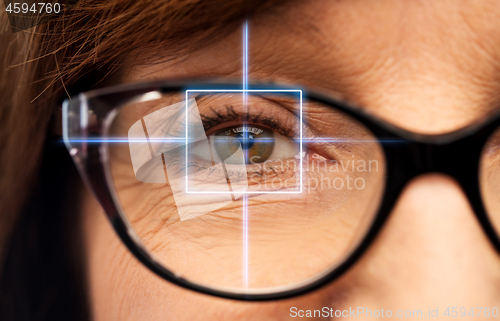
xmin=200 ymin=105 xmax=296 ymax=137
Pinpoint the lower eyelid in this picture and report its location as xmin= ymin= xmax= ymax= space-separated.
xmin=244 ymin=158 xmax=298 ymax=175
xmin=169 ymin=154 xmax=300 ymax=182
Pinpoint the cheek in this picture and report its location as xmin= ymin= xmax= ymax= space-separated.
xmin=83 ymin=189 xmax=180 ymax=320
xmin=81 ymin=188 xmax=360 ymax=320
xmin=81 ymin=189 xmax=279 ymax=320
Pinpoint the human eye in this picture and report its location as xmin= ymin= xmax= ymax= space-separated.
xmin=167 ymin=93 xmax=304 ymax=192
xmin=202 ymin=118 xmax=299 ymax=165
xmin=188 ymin=108 xmax=300 ymax=184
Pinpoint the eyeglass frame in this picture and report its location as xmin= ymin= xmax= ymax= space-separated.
xmin=62 ymin=79 xmax=500 ymax=301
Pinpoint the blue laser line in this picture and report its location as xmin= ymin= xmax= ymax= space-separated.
xmin=243 ymin=20 xmax=249 ymax=96
xmin=242 ymin=19 xmax=249 ymax=289
xmin=63 ymin=138 xmax=406 ymax=144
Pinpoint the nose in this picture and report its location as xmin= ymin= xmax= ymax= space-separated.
xmin=320 ymin=174 xmax=500 ymax=313
xmin=277 ymin=174 xmax=500 ymax=320
xmin=233 ymin=174 xmax=500 ymax=321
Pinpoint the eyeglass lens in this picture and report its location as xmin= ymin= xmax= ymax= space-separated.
xmin=105 ymin=91 xmax=386 ymax=291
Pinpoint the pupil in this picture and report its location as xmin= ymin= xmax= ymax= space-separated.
xmin=236 ymin=132 xmax=255 ymax=150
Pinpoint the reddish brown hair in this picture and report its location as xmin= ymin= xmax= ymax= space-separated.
xmin=0 ymin=1 xmax=286 ymax=318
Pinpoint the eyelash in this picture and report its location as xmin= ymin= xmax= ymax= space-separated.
xmin=158 ymin=103 xmax=305 ymax=169
xmin=200 ymin=105 xmax=295 ymax=137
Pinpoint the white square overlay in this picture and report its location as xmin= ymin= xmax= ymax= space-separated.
xmin=185 ymin=89 xmax=303 ymax=194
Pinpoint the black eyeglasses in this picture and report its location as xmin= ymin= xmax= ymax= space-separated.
xmin=62 ymin=79 xmax=500 ymax=301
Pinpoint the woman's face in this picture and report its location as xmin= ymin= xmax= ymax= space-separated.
xmin=82 ymin=0 xmax=500 ymax=319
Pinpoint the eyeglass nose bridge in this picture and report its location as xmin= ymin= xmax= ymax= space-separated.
xmin=379 ymin=137 xmax=486 ymax=219
xmin=385 ymin=134 xmax=500 ymax=250
xmin=392 ymin=137 xmax=484 ymax=178
xmin=357 ymin=135 xmax=500 ymax=284
xmin=379 ymin=134 xmax=498 ymax=235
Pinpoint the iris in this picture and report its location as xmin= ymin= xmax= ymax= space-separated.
xmin=212 ymin=125 xmax=275 ymax=164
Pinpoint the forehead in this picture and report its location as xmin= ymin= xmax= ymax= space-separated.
xmin=126 ymin=0 xmax=500 ymax=133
